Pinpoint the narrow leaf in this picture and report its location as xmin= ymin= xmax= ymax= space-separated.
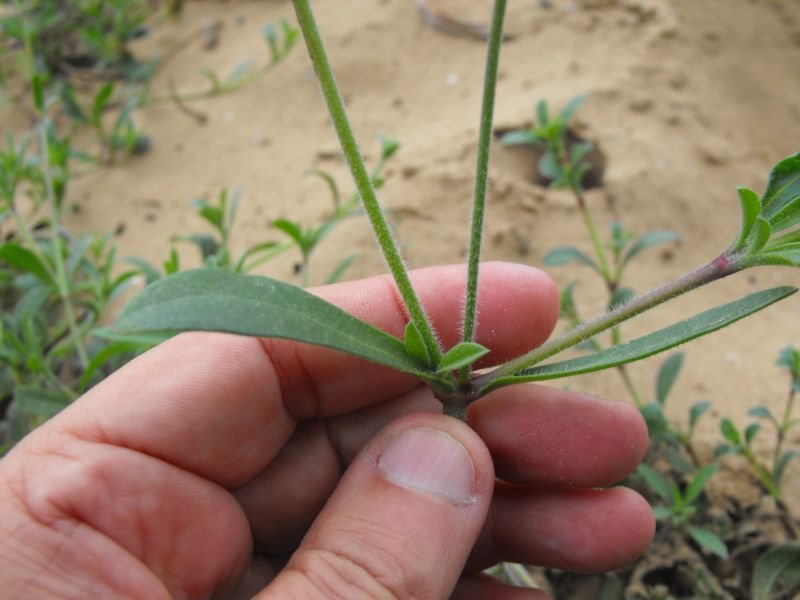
xmin=733 ymin=186 xmax=762 ymax=250
xmin=656 ymin=352 xmax=684 ymax=406
xmin=79 ymin=341 xmax=146 ymax=392
xmin=536 ymin=99 xmax=550 ymax=125
xmin=685 ymin=463 xmax=718 ymax=504
xmin=92 ymin=82 xmax=114 ymax=124
xmin=752 ymin=543 xmax=800 ymax=600
xmin=116 ymin=268 xmax=429 ymax=377
xmin=745 ymin=422 xmax=762 ymax=446
xmin=436 ymin=342 xmax=490 ymax=373
xmin=325 ymin=254 xmax=357 ymax=284
xmin=637 ymin=463 xmax=671 ymax=501
xmin=621 ymin=230 xmax=680 ymax=268
xmin=305 ymin=168 xmax=341 ymax=208
xmin=689 ymin=400 xmax=712 ymax=431
xmin=559 ymin=94 xmax=586 ymax=123
xmin=774 ymin=450 xmax=798 ymax=488
xmin=273 ymin=218 xmax=306 ymax=249
xmin=641 ymin=402 xmax=669 ymax=437
xmin=488 ymin=287 xmax=797 ymax=389
xmin=748 ymin=405 xmax=777 ymax=424
xmin=768 ymin=195 xmax=800 ymax=233
xmin=404 ymin=321 xmax=433 ymax=368
xmin=225 ymin=59 xmax=254 ymax=84
xmin=542 ymin=246 xmax=598 ymax=271
xmin=721 ymin=418 xmax=741 ymax=446
xmin=687 ymin=526 xmax=729 ymax=559
xmin=0 ymin=243 xmax=54 ymax=286
xmin=499 ymin=130 xmax=539 ymax=147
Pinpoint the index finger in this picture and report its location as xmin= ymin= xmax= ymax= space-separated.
xmin=51 ymin=262 xmax=558 ymax=487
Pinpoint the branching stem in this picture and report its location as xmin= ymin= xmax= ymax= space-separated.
xmin=475 ymin=255 xmax=740 ymax=391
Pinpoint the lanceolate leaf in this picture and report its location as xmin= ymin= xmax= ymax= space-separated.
xmin=621 ymin=230 xmax=680 ymax=268
xmin=499 ymin=130 xmax=539 ymax=147
xmin=542 ymin=246 xmax=598 ymax=271
xmin=0 ymin=243 xmax=54 ymax=286
xmin=404 ymin=320 xmax=433 ymax=368
xmin=687 ymin=526 xmax=728 ymax=559
xmin=752 ymin=543 xmax=800 ymax=600
xmin=483 ymin=287 xmax=797 ymax=391
xmin=116 ymin=268 xmax=430 ymax=378
xmin=656 ymin=352 xmax=684 ymax=405
xmin=436 ymin=342 xmax=490 ymax=373
xmin=685 ymin=463 xmax=718 ymax=505
xmin=734 ymin=186 xmax=761 ymax=250
xmin=636 ymin=463 xmax=671 ymax=501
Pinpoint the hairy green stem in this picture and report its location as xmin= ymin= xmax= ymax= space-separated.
xmin=292 ymin=0 xmax=442 ymax=362
xmin=461 ymin=0 xmax=507 ymax=347
xmin=476 ymin=255 xmax=739 ymax=390
xmin=37 ymin=125 xmax=90 ymax=370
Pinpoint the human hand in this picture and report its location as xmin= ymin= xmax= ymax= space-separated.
xmin=0 ymin=263 xmax=654 ymax=599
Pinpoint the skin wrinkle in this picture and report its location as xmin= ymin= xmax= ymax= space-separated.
xmin=283 ymin=548 xmax=400 ymax=600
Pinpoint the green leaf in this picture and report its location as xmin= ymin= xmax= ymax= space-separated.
xmin=656 ymin=352 xmax=684 ymax=406
xmin=559 ymin=94 xmax=586 ymax=123
xmin=637 ymin=463 xmax=671 ymax=501
xmin=499 ymin=130 xmax=539 ymax=147
xmin=745 ymin=422 xmax=762 ymax=446
xmin=715 ymin=443 xmax=736 ymax=457
xmin=404 ymin=321 xmax=433 ymax=368
xmin=608 ymin=286 xmax=635 ymax=310
xmin=92 ymin=82 xmax=114 ymax=125
xmin=777 ymin=345 xmax=800 ymax=378
xmin=768 ymin=195 xmax=800 ymax=233
xmin=79 ymin=341 xmax=146 ymax=392
xmin=31 ymin=74 xmax=44 ymax=114
xmin=570 ymin=141 xmax=593 ymax=165
xmin=225 ymin=59 xmax=254 ymax=84
xmin=0 ymin=243 xmax=54 ymax=286
xmin=542 ymin=246 xmax=598 ymax=272
xmin=488 ymin=287 xmax=797 ymax=389
xmin=305 ymin=168 xmax=341 ymax=208
xmin=202 ymin=69 xmax=223 ymax=92
xmin=273 ymin=218 xmax=309 ymax=252
xmin=8 ymin=386 xmax=70 ymax=422
xmin=752 ymin=543 xmax=800 ymax=600
xmin=687 ymin=526 xmax=728 ymax=559
xmin=721 ymin=418 xmax=741 ymax=446
xmin=124 ymin=256 xmax=162 ymax=284
xmin=774 ymin=450 xmax=797 ymax=488
xmin=325 ymin=254 xmax=357 ymax=284
xmin=761 ymin=152 xmax=800 ymax=231
xmin=378 ymin=134 xmax=400 ymax=161
xmin=116 ymin=268 xmax=429 ymax=378
xmin=641 ymin=402 xmax=669 ymax=437
xmin=652 ymin=506 xmax=672 ymax=521
xmin=536 ymin=99 xmax=550 ymax=126
xmin=621 ymin=230 xmax=680 ymax=268
xmin=748 ymin=217 xmax=772 ymax=255
xmin=733 ymin=186 xmax=762 ymax=250
xmin=689 ymin=400 xmax=712 ymax=432
xmin=685 ymin=463 xmax=718 ymax=505
xmin=436 ymin=342 xmax=490 ymax=373
xmin=749 ymin=405 xmax=777 ymax=424
xmin=538 ymin=150 xmax=561 ymax=180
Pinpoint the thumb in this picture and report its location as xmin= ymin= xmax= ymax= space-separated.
xmin=257 ymin=412 xmax=494 ymax=600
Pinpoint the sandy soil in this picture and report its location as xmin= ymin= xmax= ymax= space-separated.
xmin=40 ymin=0 xmax=800 ymax=504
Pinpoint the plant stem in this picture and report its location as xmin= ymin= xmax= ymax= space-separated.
xmin=461 ymin=0 xmax=507 ymax=348
xmin=292 ymin=0 xmax=442 ymax=363
xmin=37 ymin=125 xmax=90 ymax=370
xmin=476 ymin=255 xmax=739 ymax=389
xmin=574 ymin=190 xmax=613 ymax=283
xmin=618 ymin=364 xmax=644 ymax=408
xmin=773 ymin=381 xmax=797 ymax=477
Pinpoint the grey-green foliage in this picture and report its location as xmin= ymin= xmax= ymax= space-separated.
xmin=637 ymin=462 xmax=728 ymax=559
xmin=752 ymin=543 xmax=800 ymax=600
xmin=116 ymin=0 xmax=800 ymax=417
xmin=715 ymin=345 xmax=800 ymax=500
xmin=0 ymin=129 xmax=147 ymax=450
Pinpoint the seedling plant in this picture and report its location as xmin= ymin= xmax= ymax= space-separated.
xmin=116 ymin=0 xmax=800 ymax=423
xmin=716 ymin=345 xmax=800 ymax=500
